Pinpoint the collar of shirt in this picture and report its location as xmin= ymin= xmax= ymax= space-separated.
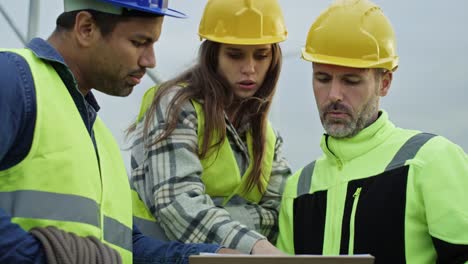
xmin=26 ymin=38 xmax=100 ymax=113
xmin=224 ymin=113 xmax=251 ymax=167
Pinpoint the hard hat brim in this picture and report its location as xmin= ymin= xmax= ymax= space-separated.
xmin=199 ymin=34 xmax=287 ymax=45
xmin=97 ymin=0 xmax=187 ymax=18
xmin=302 ymin=48 xmax=398 ymax=71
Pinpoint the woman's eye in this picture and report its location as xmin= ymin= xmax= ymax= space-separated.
xmin=227 ymin=53 xmax=242 ymax=59
xmin=255 ymin=54 xmax=269 ymax=60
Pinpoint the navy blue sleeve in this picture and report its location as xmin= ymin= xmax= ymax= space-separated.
xmin=0 ymin=52 xmax=35 ymax=170
xmin=0 ymin=52 xmax=44 ymax=263
xmin=0 ymin=208 xmax=46 ymax=264
xmin=132 ymin=224 xmax=221 ymax=264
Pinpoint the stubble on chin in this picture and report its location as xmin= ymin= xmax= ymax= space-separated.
xmin=322 ymin=117 xmax=356 ymax=138
xmin=321 ymin=97 xmax=379 ymax=138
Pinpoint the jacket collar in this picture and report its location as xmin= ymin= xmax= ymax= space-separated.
xmin=26 ymin=38 xmax=100 ymax=112
xmin=320 ymin=110 xmax=396 ymax=162
xmin=26 ymin=38 xmax=67 ymax=65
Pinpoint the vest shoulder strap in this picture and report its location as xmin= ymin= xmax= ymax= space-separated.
xmin=296 ymin=161 xmax=316 ymax=196
xmin=384 ymin=132 xmax=436 ymax=171
xmin=295 ymin=132 xmax=436 ymax=197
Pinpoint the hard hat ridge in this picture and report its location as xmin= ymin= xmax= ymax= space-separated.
xmin=302 ymin=0 xmax=398 ymax=71
xmin=198 ymin=0 xmax=287 ymax=45
xmin=64 ymin=0 xmax=186 ymax=18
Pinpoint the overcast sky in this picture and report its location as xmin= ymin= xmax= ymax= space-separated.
xmin=1 ymin=0 xmax=467 ymax=171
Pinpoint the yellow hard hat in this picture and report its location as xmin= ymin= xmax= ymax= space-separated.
xmin=198 ymin=0 xmax=288 ymax=45
xmin=302 ymin=0 xmax=398 ymax=71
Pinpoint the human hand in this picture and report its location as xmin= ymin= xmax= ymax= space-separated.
xmin=251 ymin=239 xmax=285 ymax=255
xmin=217 ymin=247 xmax=242 ymax=254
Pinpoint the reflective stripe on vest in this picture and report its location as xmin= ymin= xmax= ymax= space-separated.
xmin=296 ymin=132 xmax=436 ymax=196
xmin=296 ymin=161 xmax=316 ymax=196
xmin=0 ymin=190 xmax=100 ymax=227
xmin=104 ymin=216 xmax=132 ymax=251
xmin=385 ymin=133 xmax=436 ymax=171
xmin=0 ymin=49 xmax=133 ymax=262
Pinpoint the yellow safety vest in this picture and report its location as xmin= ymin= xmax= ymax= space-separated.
xmin=0 ymin=49 xmax=133 ymax=263
xmin=132 ymin=86 xmax=276 ymax=239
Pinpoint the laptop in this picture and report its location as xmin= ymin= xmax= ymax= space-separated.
xmin=190 ymin=254 xmax=375 ymax=264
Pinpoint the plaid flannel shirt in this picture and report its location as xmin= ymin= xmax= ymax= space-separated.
xmin=130 ymin=88 xmax=291 ymax=253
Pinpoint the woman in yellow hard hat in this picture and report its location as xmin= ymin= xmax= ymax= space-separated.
xmin=129 ymin=0 xmax=290 ymax=254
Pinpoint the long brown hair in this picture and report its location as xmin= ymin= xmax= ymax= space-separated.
xmin=130 ymin=40 xmax=282 ymax=193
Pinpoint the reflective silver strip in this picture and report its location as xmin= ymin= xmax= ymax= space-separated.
xmin=104 ymin=216 xmax=133 ymax=251
xmin=0 ymin=190 xmax=100 ymax=227
xmin=385 ymin=133 xmax=436 ymax=171
xmin=297 ymin=161 xmax=316 ymax=196
xmin=133 ymin=216 xmax=169 ymax=241
xmin=0 ymin=190 xmax=133 ymax=251
xmin=294 ymin=133 xmax=435 ymax=197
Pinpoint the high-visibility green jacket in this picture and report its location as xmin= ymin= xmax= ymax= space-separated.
xmin=0 ymin=49 xmax=133 ymax=263
xmin=132 ymin=86 xmax=276 ymax=239
xmin=277 ymin=111 xmax=468 ymax=263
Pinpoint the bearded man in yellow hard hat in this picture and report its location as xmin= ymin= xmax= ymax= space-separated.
xmin=277 ymin=0 xmax=468 ymax=263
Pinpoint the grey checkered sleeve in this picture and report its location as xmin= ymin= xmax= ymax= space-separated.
xmin=130 ymin=88 xmax=291 ymax=253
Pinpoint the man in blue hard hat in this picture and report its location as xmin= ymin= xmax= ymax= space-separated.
xmin=0 ymin=0 xmax=238 ymax=263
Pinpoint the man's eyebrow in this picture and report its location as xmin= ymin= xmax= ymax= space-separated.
xmin=132 ymin=34 xmax=155 ymax=43
xmin=313 ymin=71 xmax=329 ymax=75
xmin=342 ymin=73 xmax=362 ymax=78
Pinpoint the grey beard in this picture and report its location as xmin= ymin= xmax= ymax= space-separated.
xmin=323 ymin=97 xmax=379 ymax=138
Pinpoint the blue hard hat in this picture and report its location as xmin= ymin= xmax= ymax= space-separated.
xmin=64 ymin=0 xmax=186 ymax=18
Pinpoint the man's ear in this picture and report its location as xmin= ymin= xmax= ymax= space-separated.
xmin=379 ymin=71 xmax=393 ymax=97
xmin=73 ymin=11 xmax=100 ymax=47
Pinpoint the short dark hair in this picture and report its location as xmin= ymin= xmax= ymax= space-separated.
xmin=55 ymin=9 xmax=161 ymax=36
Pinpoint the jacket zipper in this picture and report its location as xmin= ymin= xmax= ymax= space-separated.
xmin=336 ymin=158 xmax=343 ymax=170
xmin=348 ymin=187 xmax=362 ymax=255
